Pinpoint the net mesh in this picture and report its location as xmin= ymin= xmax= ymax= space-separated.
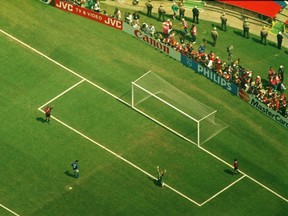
xmin=132 ymin=71 xmax=228 ymax=145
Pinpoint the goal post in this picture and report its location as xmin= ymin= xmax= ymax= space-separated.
xmin=131 ymin=71 xmax=228 ymax=146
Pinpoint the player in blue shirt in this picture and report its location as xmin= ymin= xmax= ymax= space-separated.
xmin=71 ymin=160 xmax=79 ymax=178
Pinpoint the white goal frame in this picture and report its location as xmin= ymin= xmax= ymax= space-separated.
xmin=131 ymin=71 xmax=220 ymax=146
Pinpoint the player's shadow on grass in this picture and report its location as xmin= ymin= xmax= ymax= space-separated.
xmin=233 ymin=30 xmax=243 ymax=37
xmin=203 ymin=38 xmax=214 ymax=46
xmin=211 ymin=23 xmax=221 ymax=30
xmin=147 ymin=176 xmax=160 ymax=186
xmin=64 ymin=170 xmax=75 ymax=178
xmin=224 ymin=169 xmax=234 ymax=175
xmin=267 ymin=42 xmax=278 ymax=49
xmin=36 ymin=117 xmax=46 ymax=123
xmin=138 ymin=11 xmax=162 ymax=22
xmin=251 ymin=37 xmax=262 ymax=45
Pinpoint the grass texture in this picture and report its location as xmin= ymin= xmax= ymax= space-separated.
xmin=0 ymin=0 xmax=287 ymax=215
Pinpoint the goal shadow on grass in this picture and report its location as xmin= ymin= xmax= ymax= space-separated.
xmin=118 ymin=90 xmax=132 ymax=105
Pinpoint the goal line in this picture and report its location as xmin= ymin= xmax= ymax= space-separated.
xmin=131 ymin=71 xmax=228 ymax=146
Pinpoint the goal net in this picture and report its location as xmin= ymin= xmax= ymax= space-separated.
xmin=131 ymin=71 xmax=228 ymax=146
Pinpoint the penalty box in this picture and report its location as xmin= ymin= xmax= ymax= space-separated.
xmin=38 ymin=79 xmax=245 ymax=205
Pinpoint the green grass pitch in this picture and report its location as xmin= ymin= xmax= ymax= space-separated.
xmin=0 ymin=0 xmax=287 ymax=215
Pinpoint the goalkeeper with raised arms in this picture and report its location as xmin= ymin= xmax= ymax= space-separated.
xmin=157 ymin=166 xmax=166 ymax=187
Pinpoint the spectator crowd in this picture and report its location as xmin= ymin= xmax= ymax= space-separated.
xmin=68 ymin=0 xmax=287 ymax=118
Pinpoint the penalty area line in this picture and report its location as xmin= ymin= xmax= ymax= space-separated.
xmin=200 ymin=146 xmax=288 ymax=203
xmin=0 ymin=28 xmax=126 ymax=106
xmin=37 ymin=110 xmax=201 ymax=206
xmin=0 ymin=204 xmax=20 ymax=216
xmin=38 ymin=79 xmax=86 ymax=110
xmin=200 ymin=175 xmax=246 ymax=206
xmin=3 ymin=27 xmax=287 ymax=205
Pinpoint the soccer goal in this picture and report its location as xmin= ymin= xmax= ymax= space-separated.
xmin=131 ymin=71 xmax=228 ymax=146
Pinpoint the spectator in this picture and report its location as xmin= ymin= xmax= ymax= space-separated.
xmin=129 ymin=11 xmax=287 ymax=118
xmin=145 ymin=0 xmax=153 ymax=17
xmin=220 ymin=12 xmax=227 ymax=31
xmin=133 ymin=11 xmax=140 ymax=24
xmin=179 ymin=3 xmax=185 ymax=20
xmin=214 ymin=56 xmax=221 ymax=73
xmin=190 ymin=24 xmax=197 ymax=43
xmin=125 ymin=12 xmax=132 ymax=25
xmin=158 ymin=3 xmax=166 ymax=22
xmin=168 ymin=31 xmax=176 ymax=46
xmin=162 ymin=22 xmax=170 ymax=38
xmin=211 ymin=27 xmax=218 ymax=47
xmin=179 ymin=33 xmax=185 ymax=44
xmin=148 ymin=24 xmax=155 ymax=36
xmin=200 ymin=53 xmax=209 ymax=66
xmin=192 ymin=6 xmax=199 ymax=24
xmin=207 ymin=51 xmax=215 ymax=69
xmin=254 ymin=75 xmax=263 ymax=91
xmin=175 ymin=42 xmax=183 ymax=52
xmin=243 ymin=18 xmax=250 ymax=39
xmin=171 ymin=2 xmax=179 ymax=20
xmin=260 ymin=26 xmax=268 ymax=45
xmin=74 ymin=0 xmax=83 ymax=7
xmin=268 ymin=66 xmax=276 ymax=80
xmin=114 ymin=8 xmax=121 ymax=20
xmin=279 ymin=81 xmax=286 ymax=93
xmin=227 ymin=45 xmax=233 ymax=64
xmin=141 ymin=22 xmax=149 ymax=34
xmin=278 ymin=65 xmax=284 ymax=82
xmin=198 ymin=43 xmax=206 ymax=55
xmin=132 ymin=20 xmax=140 ymax=30
xmin=87 ymin=0 xmax=94 ymax=10
xmin=182 ymin=18 xmax=188 ymax=35
xmin=93 ymin=0 xmax=101 ymax=13
xmin=277 ymin=31 xmax=283 ymax=49
xmin=166 ymin=19 xmax=173 ymax=32
xmin=270 ymin=75 xmax=280 ymax=90
xmin=102 ymin=10 xmax=108 ymax=16
xmin=154 ymin=32 xmax=164 ymax=42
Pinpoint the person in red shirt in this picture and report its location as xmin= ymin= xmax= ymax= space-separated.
xmin=268 ymin=67 xmax=276 ymax=79
xmin=190 ymin=24 xmax=197 ymax=43
xmin=44 ymin=106 xmax=53 ymax=123
xmin=182 ymin=18 xmax=188 ymax=35
xmin=233 ymin=158 xmax=239 ymax=175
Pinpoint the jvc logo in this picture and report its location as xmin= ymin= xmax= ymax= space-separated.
xmin=56 ymin=1 xmax=73 ymax=12
xmin=104 ymin=17 xmax=122 ymax=29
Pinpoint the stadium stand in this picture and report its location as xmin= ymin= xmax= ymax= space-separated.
xmin=216 ymin=0 xmax=282 ymax=18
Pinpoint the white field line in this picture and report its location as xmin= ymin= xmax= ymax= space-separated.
xmin=38 ymin=108 xmax=201 ymax=207
xmin=246 ymin=175 xmax=288 ymax=203
xmin=0 ymin=204 xmax=20 ymax=216
xmin=199 ymin=146 xmax=288 ymax=203
xmin=1 ymin=29 xmax=287 ymax=206
xmin=38 ymin=79 xmax=85 ymax=110
xmin=200 ymin=175 xmax=246 ymax=206
xmin=0 ymin=29 xmax=127 ymax=106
